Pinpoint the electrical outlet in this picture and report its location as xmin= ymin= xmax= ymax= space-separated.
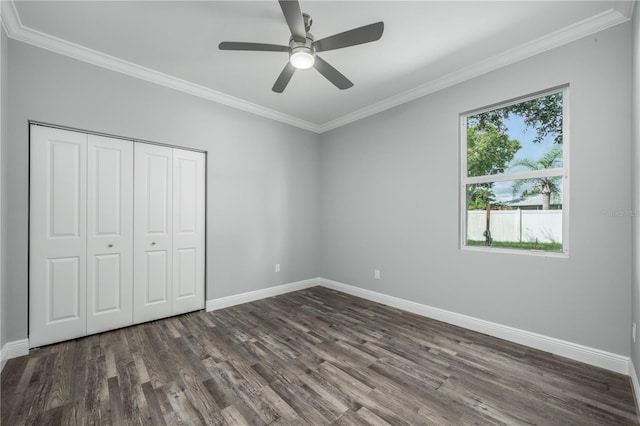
xmin=275 ymin=263 xmax=280 ymax=273
xmin=633 ymin=323 xmax=637 ymax=343
xmin=374 ymin=269 xmax=380 ymax=280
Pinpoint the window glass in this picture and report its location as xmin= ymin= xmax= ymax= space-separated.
xmin=462 ymin=89 xmax=567 ymax=254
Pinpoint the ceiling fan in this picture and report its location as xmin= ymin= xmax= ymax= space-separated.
xmin=219 ymin=0 xmax=384 ymax=93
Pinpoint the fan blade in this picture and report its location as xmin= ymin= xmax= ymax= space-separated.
xmin=278 ymin=0 xmax=306 ymax=42
xmin=272 ymin=62 xmax=296 ymax=93
xmin=314 ymin=22 xmax=384 ymax=52
xmin=313 ymin=56 xmax=353 ymax=90
xmin=219 ymin=42 xmax=289 ymax=52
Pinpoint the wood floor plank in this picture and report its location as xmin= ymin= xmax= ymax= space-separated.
xmin=2 ymin=286 xmax=638 ymax=425
xmin=269 ymin=378 xmax=333 ymax=425
xmin=83 ymin=355 xmax=109 ymax=425
xmin=216 ymin=360 xmax=280 ymax=424
xmin=141 ymin=381 xmax=167 ymax=426
xmin=107 ymin=376 xmax=124 ymax=425
xmin=259 ymin=384 xmax=300 ymax=421
xmin=220 ymin=404 xmax=245 ymax=425
xmin=163 ymin=381 xmax=207 ymax=426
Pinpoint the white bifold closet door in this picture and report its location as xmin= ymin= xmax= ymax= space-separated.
xmin=133 ymin=144 xmax=173 ymax=323
xmin=172 ymin=149 xmax=206 ymax=316
xmin=30 ymin=126 xmax=88 ymax=347
xmin=31 ymin=124 xmax=205 ymax=348
xmin=30 ymin=128 xmax=134 ymax=347
xmin=133 ymin=144 xmax=205 ymax=323
xmin=86 ymin=135 xmax=134 ymax=335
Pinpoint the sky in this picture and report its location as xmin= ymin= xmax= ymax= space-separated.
xmin=487 ymin=113 xmax=563 ymax=203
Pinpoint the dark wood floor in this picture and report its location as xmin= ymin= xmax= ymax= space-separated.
xmin=2 ymin=286 xmax=638 ymax=425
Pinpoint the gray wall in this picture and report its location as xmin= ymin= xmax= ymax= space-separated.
xmin=3 ymin=17 xmax=634 ymax=361
xmin=319 ymin=23 xmax=632 ymax=356
xmin=1 ymin=27 xmax=7 ymax=350
xmin=631 ymin=4 xmax=640 ymax=373
xmin=4 ymin=40 xmax=320 ymax=342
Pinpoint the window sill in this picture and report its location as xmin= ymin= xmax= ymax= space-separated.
xmin=461 ymin=245 xmax=569 ymax=258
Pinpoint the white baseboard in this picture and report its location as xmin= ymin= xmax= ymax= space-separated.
xmin=206 ymin=278 xmax=320 ymax=311
xmin=1 ymin=339 xmax=29 ymax=371
xmin=630 ymin=360 xmax=640 ymax=419
xmin=318 ymin=278 xmax=630 ymax=375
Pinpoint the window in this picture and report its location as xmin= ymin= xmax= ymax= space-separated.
xmin=461 ymin=87 xmax=568 ymax=255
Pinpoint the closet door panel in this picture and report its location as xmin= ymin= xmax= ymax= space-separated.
xmin=86 ymin=135 xmax=133 ymax=334
xmin=175 ymin=249 xmax=196 ymax=298
xmin=172 ymin=150 xmax=205 ymax=315
xmin=48 ymin=257 xmax=81 ymax=321
xmin=30 ymin=125 xmax=87 ymax=347
xmin=93 ymin=254 xmax=121 ymax=310
xmin=134 ymin=143 xmax=173 ymax=323
xmin=145 ymin=251 xmax=169 ymax=301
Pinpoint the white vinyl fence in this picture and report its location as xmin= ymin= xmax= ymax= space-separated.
xmin=468 ymin=210 xmax=562 ymax=243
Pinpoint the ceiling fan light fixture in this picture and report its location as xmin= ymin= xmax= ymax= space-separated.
xmin=289 ymin=46 xmax=315 ymax=69
xmin=219 ymin=1 xmax=384 ymax=92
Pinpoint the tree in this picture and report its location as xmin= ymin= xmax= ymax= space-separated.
xmin=466 ymin=124 xmax=521 ymax=209
xmin=467 ymin=187 xmax=495 ymax=210
xmin=510 ymin=146 xmax=563 ymax=210
xmin=467 ymin=125 xmax=522 ymax=177
xmin=469 ymin=92 xmax=563 ymax=144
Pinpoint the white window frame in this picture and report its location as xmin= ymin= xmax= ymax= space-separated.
xmin=460 ymin=86 xmax=570 ymax=257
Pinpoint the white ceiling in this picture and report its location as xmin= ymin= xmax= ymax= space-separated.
xmin=2 ymin=1 xmax=635 ymax=132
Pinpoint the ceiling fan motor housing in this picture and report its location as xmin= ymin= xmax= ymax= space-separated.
xmin=289 ymin=33 xmax=315 ymax=51
xmin=289 ymin=33 xmax=316 ymax=69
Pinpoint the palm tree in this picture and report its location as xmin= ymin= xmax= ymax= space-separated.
xmin=511 ymin=146 xmax=562 ymax=210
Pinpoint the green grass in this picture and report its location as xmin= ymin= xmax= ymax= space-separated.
xmin=467 ymin=240 xmax=563 ymax=252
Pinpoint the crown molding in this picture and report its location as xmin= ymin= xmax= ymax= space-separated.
xmin=1 ymin=1 xmax=633 ymax=134
xmin=319 ymin=6 xmax=632 ymax=133
xmin=0 ymin=0 xmax=14 ymax=38
xmin=615 ymin=0 xmax=636 ymax=19
xmin=0 ymin=0 xmax=322 ymax=133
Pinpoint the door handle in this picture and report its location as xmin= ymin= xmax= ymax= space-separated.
xmin=151 ymin=242 xmax=156 ymax=246
xmin=108 ymin=244 xmax=114 ymax=248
